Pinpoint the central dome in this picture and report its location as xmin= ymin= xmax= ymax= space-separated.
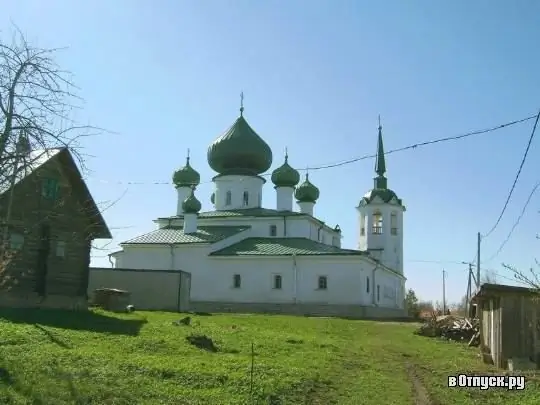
xmin=207 ymin=115 xmax=273 ymax=176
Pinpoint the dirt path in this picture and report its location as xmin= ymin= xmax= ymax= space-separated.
xmin=406 ymin=363 xmax=432 ymax=405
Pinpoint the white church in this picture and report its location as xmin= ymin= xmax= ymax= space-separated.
xmin=109 ymin=103 xmax=407 ymax=318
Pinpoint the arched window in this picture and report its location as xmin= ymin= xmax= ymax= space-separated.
xmin=390 ymin=212 xmax=398 ymax=235
xmin=243 ymin=191 xmax=249 ymax=206
xmin=225 ymin=191 xmax=232 ymax=206
xmin=372 ymin=211 xmax=383 ymax=234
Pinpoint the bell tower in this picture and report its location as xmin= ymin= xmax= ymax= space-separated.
xmin=356 ymin=118 xmax=405 ymax=274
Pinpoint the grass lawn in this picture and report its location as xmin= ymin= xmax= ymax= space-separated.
xmin=0 ymin=308 xmax=538 ymax=404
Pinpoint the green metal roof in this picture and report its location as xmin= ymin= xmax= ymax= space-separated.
xmin=359 ymin=189 xmax=404 ymax=208
xmin=121 ymin=226 xmax=249 ymax=245
xmin=158 ymin=208 xmax=306 ymax=220
xmin=210 ymin=237 xmax=367 ymax=256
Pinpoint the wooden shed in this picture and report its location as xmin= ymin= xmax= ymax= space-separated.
xmin=471 ymin=283 xmax=540 ymax=369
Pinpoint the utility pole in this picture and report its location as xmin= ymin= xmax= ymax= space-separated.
xmin=476 ymin=232 xmax=481 ymax=289
xmin=465 ymin=263 xmax=472 ymax=315
xmin=442 ymin=269 xmax=447 ymax=314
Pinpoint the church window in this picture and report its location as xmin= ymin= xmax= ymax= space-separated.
xmin=390 ymin=212 xmax=398 ymax=235
xmin=372 ymin=212 xmax=383 ymax=234
xmin=233 ymin=274 xmax=241 ymax=288
xmin=361 ymin=227 xmax=365 ymax=236
xmin=9 ymin=233 xmax=24 ymax=250
xmin=269 ymin=225 xmax=277 ymax=236
xmin=225 ymin=191 xmax=232 ymax=206
xmin=243 ymin=191 xmax=249 ymax=206
xmin=318 ymin=276 xmax=328 ymax=290
xmin=366 ymin=276 xmax=370 ymax=293
xmin=377 ymin=285 xmax=380 ymax=302
xmin=273 ymin=274 xmax=282 ymax=289
xmin=258 ymin=193 xmax=262 ymax=206
xmin=54 ymin=240 xmax=66 ymax=257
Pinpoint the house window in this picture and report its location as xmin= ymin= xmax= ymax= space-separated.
xmin=225 ymin=191 xmax=232 ymax=206
xmin=243 ymin=191 xmax=249 ymax=206
xmin=372 ymin=212 xmax=383 ymax=234
xmin=9 ymin=233 xmax=24 ymax=250
xmin=42 ymin=178 xmax=59 ymax=200
xmin=233 ymin=274 xmax=241 ymax=288
xmin=318 ymin=276 xmax=328 ymax=290
xmin=55 ymin=241 xmax=66 ymax=257
xmin=269 ymin=225 xmax=277 ymax=236
xmin=273 ymin=274 xmax=282 ymax=289
xmin=377 ymin=285 xmax=380 ymax=302
xmin=366 ymin=276 xmax=370 ymax=293
xmin=391 ymin=212 xmax=398 ymax=235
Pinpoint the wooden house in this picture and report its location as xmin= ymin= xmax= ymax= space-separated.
xmin=471 ymin=283 xmax=540 ymax=369
xmin=0 ymin=148 xmax=111 ymax=309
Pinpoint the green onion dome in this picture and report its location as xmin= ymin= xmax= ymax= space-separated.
xmin=271 ymin=154 xmax=300 ymax=188
xmin=182 ymin=189 xmax=201 ymax=214
xmin=207 ymin=114 xmax=273 ymax=176
xmin=295 ymin=174 xmax=320 ymax=203
xmin=173 ymin=156 xmax=200 ymax=188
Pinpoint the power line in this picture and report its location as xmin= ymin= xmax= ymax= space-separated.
xmin=482 ymin=109 xmax=540 ymax=239
xmin=305 ymin=114 xmax=536 ymax=171
xmin=85 ymin=113 xmax=538 ymax=187
xmin=484 ymin=180 xmax=540 ymax=263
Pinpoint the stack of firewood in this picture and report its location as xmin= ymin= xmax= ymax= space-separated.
xmin=415 ymin=315 xmax=480 ymax=346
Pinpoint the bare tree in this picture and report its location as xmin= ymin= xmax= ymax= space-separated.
xmin=0 ymin=30 xmax=104 ymax=279
xmin=503 ymin=260 xmax=540 ymax=290
xmin=481 ymin=268 xmax=497 ymax=284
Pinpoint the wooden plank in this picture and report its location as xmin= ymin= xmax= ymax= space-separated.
xmin=533 ymin=301 xmax=538 ymax=366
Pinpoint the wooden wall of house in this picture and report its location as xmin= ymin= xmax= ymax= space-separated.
xmin=0 ymin=155 xmax=95 ymax=298
xmin=500 ymin=294 xmax=540 ymax=368
xmin=480 ymin=298 xmax=502 ymax=367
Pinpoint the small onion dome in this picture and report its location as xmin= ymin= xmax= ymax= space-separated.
xmin=295 ymin=173 xmax=319 ymax=203
xmin=271 ymin=154 xmax=300 ymax=188
xmin=182 ymin=189 xmax=201 ymax=214
xmin=207 ymin=115 xmax=273 ymax=176
xmin=173 ymin=156 xmax=200 ymax=188
xmin=210 ymin=192 xmax=215 ymax=204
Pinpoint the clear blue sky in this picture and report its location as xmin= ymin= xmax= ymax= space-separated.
xmin=4 ymin=0 xmax=540 ymax=304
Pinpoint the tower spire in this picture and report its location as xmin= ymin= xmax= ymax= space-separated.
xmin=186 ymin=148 xmax=190 ymax=164
xmin=240 ymin=91 xmax=244 ymax=116
xmin=285 ymin=147 xmax=288 ymax=162
xmin=374 ymin=116 xmax=387 ymax=189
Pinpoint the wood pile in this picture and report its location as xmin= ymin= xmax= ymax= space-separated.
xmin=415 ymin=314 xmax=480 ymax=346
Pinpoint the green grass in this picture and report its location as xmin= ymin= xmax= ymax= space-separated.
xmin=0 ymin=308 xmax=537 ymax=404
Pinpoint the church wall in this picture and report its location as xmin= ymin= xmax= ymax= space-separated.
xmin=372 ymin=267 xmax=403 ymax=309
xmin=111 ymin=244 xmax=404 ymax=312
xmin=191 ymin=256 xmax=401 ymax=307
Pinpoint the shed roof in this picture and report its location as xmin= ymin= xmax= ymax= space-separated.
xmin=471 ymin=283 xmax=539 ymax=302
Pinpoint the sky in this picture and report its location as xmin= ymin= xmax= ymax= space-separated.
xmin=2 ymin=0 xmax=539 ymax=304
